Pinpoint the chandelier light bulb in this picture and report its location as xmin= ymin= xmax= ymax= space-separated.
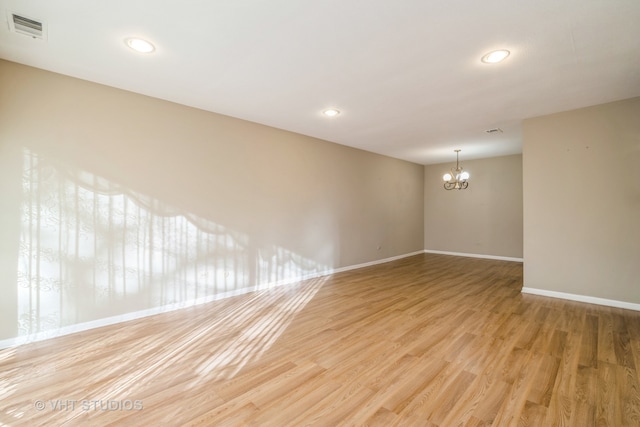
xmin=443 ymin=173 xmax=452 ymax=181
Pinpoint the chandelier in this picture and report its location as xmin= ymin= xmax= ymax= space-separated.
xmin=443 ymin=149 xmax=469 ymax=190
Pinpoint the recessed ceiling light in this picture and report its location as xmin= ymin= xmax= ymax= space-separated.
xmin=323 ymin=108 xmax=341 ymax=117
xmin=125 ymin=37 xmax=155 ymax=53
xmin=481 ymin=50 xmax=510 ymax=64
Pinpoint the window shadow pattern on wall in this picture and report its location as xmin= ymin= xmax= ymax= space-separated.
xmin=15 ymin=149 xmax=327 ymax=341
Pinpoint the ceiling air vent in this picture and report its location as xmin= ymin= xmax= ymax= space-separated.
xmin=9 ymin=12 xmax=45 ymax=40
xmin=485 ymin=128 xmax=503 ymax=134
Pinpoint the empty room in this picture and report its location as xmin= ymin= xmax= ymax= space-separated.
xmin=1 ymin=1 xmax=639 ymax=426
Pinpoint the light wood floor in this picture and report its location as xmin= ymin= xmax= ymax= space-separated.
xmin=1 ymin=253 xmax=639 ymax=426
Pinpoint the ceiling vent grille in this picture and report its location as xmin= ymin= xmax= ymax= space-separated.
xmin=9 ymin=12 xmax=46 ymax=40
xmin=485 ymin=128 xmax=503 ymax=134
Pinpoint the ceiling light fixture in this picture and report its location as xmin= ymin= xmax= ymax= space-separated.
xmin=323 ymin=108 xmax=340 ymax=117
xmin=125 ymin=37 xmax=155 ymax=53
xmin=443 ymin=150 xmax=469 ymax=190
xmin=481 ymin=49 xmax=510 ymax=64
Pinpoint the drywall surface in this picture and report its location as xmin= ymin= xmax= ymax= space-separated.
xmin=523 ymin=97 xmax=640 ymax=303
xmin=0 ymin=60 xmax=424 ymax=342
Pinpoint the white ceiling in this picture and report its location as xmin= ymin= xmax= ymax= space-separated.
xmin=1 ymin=1 xmax=639 ymax=165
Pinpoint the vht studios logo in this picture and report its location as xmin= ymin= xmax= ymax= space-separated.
xmin=34 ymin=399 xmax=143 ymax=411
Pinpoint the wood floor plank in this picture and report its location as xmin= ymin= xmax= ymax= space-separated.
xmin=361 ymin=407 xmax=399 ymax=427
xmin=1 ymin=253 xmax=638 ymax=425
xmin=614 ymin=330 xmax=637 ymax=370
xmin=631 ymin=339 xmax=640 ymax=384
xmin=527 ymin=353 xmax=561 ymax=407
xmin=491 ymin=347 xmax=540 ymax=426
xmin=618 ymin=364 xmax=640 ymax=426
xmin=427 ymin=369 xmax=478 ymax=425
xmin=546 ymin=329 xmax=581 ymax=426
xmin=570 ymin=365 xmax=596 ymax=426
xmin=381 ymin=356 xmax=450 ymax=414
xmin=285 ymin=381 xmax=376 ymax=426
xmin=470 ymin=379 xmax=512 ymax=425
xmin=579 ymin=314 xmax=599 ymax=369
xmin=596 ymin=362 xmax=623 ymax=426
xmin=598 ymin=312 xmax=619 ymax=364
xmin=520 ymin=400 xmax=548 ymax=426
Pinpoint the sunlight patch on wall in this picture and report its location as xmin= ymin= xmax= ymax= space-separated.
xmin=14 ymin=149 xmax=327 ymax=341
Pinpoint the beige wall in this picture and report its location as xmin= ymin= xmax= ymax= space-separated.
xmin=424 ymin=154 xmax=523 ymax=259
xmin=523 ymin=97 xmax=640 ymax=303
xmin=0 ymin=60 xmax=424 ymax=341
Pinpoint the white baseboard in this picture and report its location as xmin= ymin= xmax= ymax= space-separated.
xmin=522 ymin=287 xmax=640 ymax=311
xmin=423 ymin=249 xmax=523 ymax=263
xmin=0 ymin=250 xmax=424 ymax=350
xmin=0 ymin=286 xmax=259 ymax=350
xmin=331 ymin=250 xmax=425 ymax=274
